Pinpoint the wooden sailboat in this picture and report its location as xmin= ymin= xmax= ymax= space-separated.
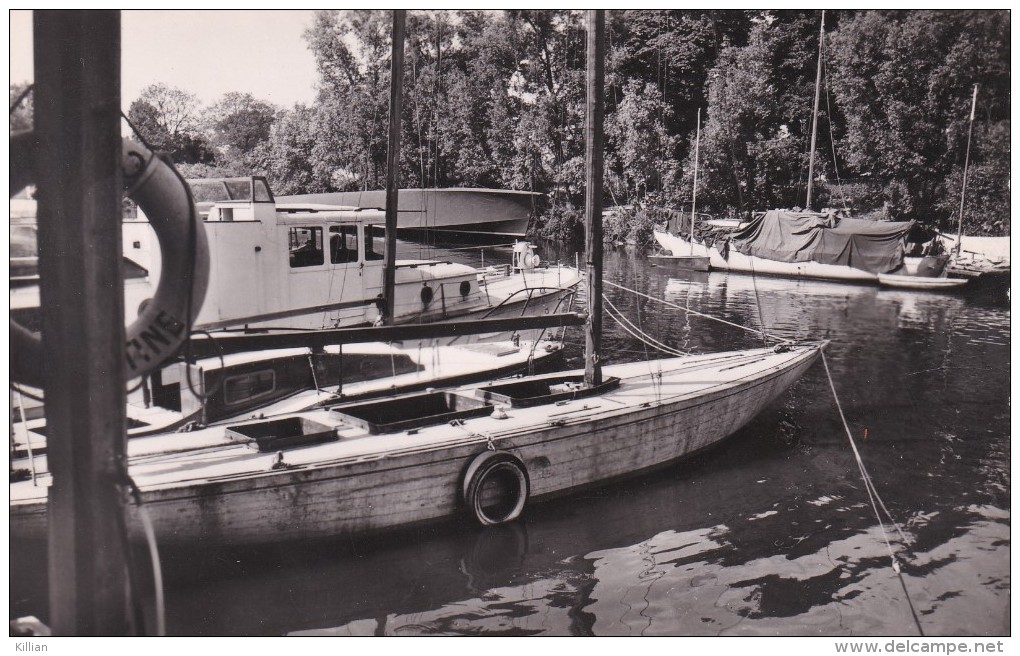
xmin=650 ymin=108 xmax=711 ymax=271
xmin=653 ymin=11 xmax=949 ymax=285
xmin=10 ymin=11 xmax=824 ymax=546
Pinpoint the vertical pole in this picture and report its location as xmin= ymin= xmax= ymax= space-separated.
xmin=34 ymin=11 xmax=133 ymax=634
xmin=584 ymin=10 xmax=605 ymax=388
xmin=383 ymin=9 xmax=406 ymax=324
xmin=955 ymin=84 xmax=978 ymax=254
xmin=806 ymin=9 xmax=825 ymax=211
xmin=690 ymin=108 xmax=701 ymax=255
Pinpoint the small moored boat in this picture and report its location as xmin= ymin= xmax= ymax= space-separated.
xmin=9 ymin=344 xmax=823 ymax=545
xmin=877 ymin=274 xmax=969 ymax=290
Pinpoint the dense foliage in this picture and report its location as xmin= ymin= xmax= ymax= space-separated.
xmin=14 ymin=10 xmax=1008 ymax=242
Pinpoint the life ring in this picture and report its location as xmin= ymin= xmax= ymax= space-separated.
xmin=462 ymin=450 xmax=530 ymax=526
xmin=9 ymin=131 xmax=210 ymax=387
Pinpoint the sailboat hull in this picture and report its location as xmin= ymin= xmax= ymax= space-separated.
xmin=653 ymin=229 xmax=936 ymax=283
xmin=10 ymin=344 xmax=822 ymax=545
xmin=711 ymin=249 xmax=878 ymax=281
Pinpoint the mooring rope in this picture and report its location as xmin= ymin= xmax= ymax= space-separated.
xmin=603 ymin=279 xmax=785 ymax=344
xmin=603 ymin=294 xmax=686 ymax=357
xmin=820 ymin=350 xmax=925 ymax=636
xmin=125 ymin=477 xmax=166 ymax=636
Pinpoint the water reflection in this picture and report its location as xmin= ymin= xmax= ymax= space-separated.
xmin=8 ymin=246 xmax=1009 ymax=636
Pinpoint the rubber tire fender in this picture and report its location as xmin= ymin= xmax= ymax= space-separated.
xmin=461 ymin=450 xmax=530 ymax=527
xmin=9 ymin=131 xmax=210 ymax=387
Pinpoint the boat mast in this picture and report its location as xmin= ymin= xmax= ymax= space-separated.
xmin=955 ymin=84 xmax=979 ymax=255
xmin=584 ymin=9 xmax=605 ymax=388
xmin=382 ymin=10 xmax=406 ymax=324
xmin=805 ymin=9 xmax=825 ymax=211
xmin=690 ymin=107 xmax=701 ymax=255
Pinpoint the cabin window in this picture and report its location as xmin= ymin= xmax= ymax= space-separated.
xmin=225 ymin=180 xmax=252 ymax=201
xmin=329 ymin=226 xmax=359 ymax=264
xmin=289 ymin=227 xmax=324 ymax=267
xmin=253 ymin=179 xmax=273 ymax=202
xmin=10 ymin=225 xmax=37 ymax=258
xmin=364 ymin=225 xmax=385 ymax=261
xmin=223 ymin=370 xmax=276 ymax=406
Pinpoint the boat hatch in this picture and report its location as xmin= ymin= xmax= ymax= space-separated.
xmin=226 ymin=417 xmax=338 ymax=452
xmin=330 ymin=392 xmax=492 ymax=435
xmin=475 ymin=376 xmax=621 ymax=408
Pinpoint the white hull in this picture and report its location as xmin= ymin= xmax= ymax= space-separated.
xmin=710 ymin=249 xmax=878 ymax=282
xmin=877 ymin=274 xmax=969 ymax=290
xmin=653 ymin=229 xmax=942 ymax=283
xmin=11 ymin=344 xmax=822 ymax=545
xmin=11 ymin=179 xmax=582 ymax=345
xmin=653 ymin=229 xmax=713 ymax=259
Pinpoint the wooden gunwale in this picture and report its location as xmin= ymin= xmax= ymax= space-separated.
xmin=11 ymin=346 xmax=819 ymax=536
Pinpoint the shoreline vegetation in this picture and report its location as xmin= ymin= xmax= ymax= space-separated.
xmin=11 ymin=10 xmax=1008 ymax=248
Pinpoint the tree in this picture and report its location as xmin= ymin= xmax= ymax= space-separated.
xmin=205 ymin=92 xmax=278 ymax=163
xmin=303 ymin=10 xmax=392 ymax=191
xmin=248 ymin=104 xmax=322 ymax=195
xmin=613 ymin=11 xmax=753 ymax=141
xmin=827 ymin=10 xmax=1010 ymax=226
xmin=693 ymin=11 xmax=838 ymax=215
xmin=606 ymin=78 xmax=680 ymax=202
xmin=128 ymin=83 xmax=213 ymax=164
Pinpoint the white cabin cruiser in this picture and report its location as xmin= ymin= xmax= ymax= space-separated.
xmin=130 ymin=177 xmax=580 ymax=335
xmin=11 ymin=177 xmax=581 ymax=343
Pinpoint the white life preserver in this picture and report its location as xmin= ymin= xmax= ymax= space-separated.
xmin=461 ymin=450 xmax=530 ymax=526
xmin=9 ymin=131 xmax=210 ymax=387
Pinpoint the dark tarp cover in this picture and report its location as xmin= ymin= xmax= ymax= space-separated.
xmin=726 ymin=210 xmax=914 ymax=274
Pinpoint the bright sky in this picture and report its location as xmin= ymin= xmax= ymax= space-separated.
xmin=9 ymin=10 xmax=321 ymax=110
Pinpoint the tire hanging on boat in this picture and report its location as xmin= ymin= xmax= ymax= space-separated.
xmin=9 ymin=131 xmax=210 ymax=387
xmin=462 ymin=450 xmax=530 ymax=526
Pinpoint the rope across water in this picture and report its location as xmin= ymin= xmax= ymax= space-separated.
xmin=820 ymin=350 xmax=924 ymax=636
xmin=603 ymin=279 xmax=787 ymax=344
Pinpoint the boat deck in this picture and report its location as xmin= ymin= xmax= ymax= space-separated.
xmin=11 ymin=344 xmax=820 ymax=505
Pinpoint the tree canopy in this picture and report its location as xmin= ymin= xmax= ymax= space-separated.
xmin=15 ymin=10 xmax=1006 ymax=243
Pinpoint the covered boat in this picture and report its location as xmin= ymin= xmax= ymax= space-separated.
xmin=721 ymin=209 xmax=915 ymax=277
xmin=655 ymin=209 xmax=942 ymax=283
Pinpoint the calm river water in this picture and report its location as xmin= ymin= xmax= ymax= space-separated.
xmin=10 ymin=242 xmax=1010 ymax=636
